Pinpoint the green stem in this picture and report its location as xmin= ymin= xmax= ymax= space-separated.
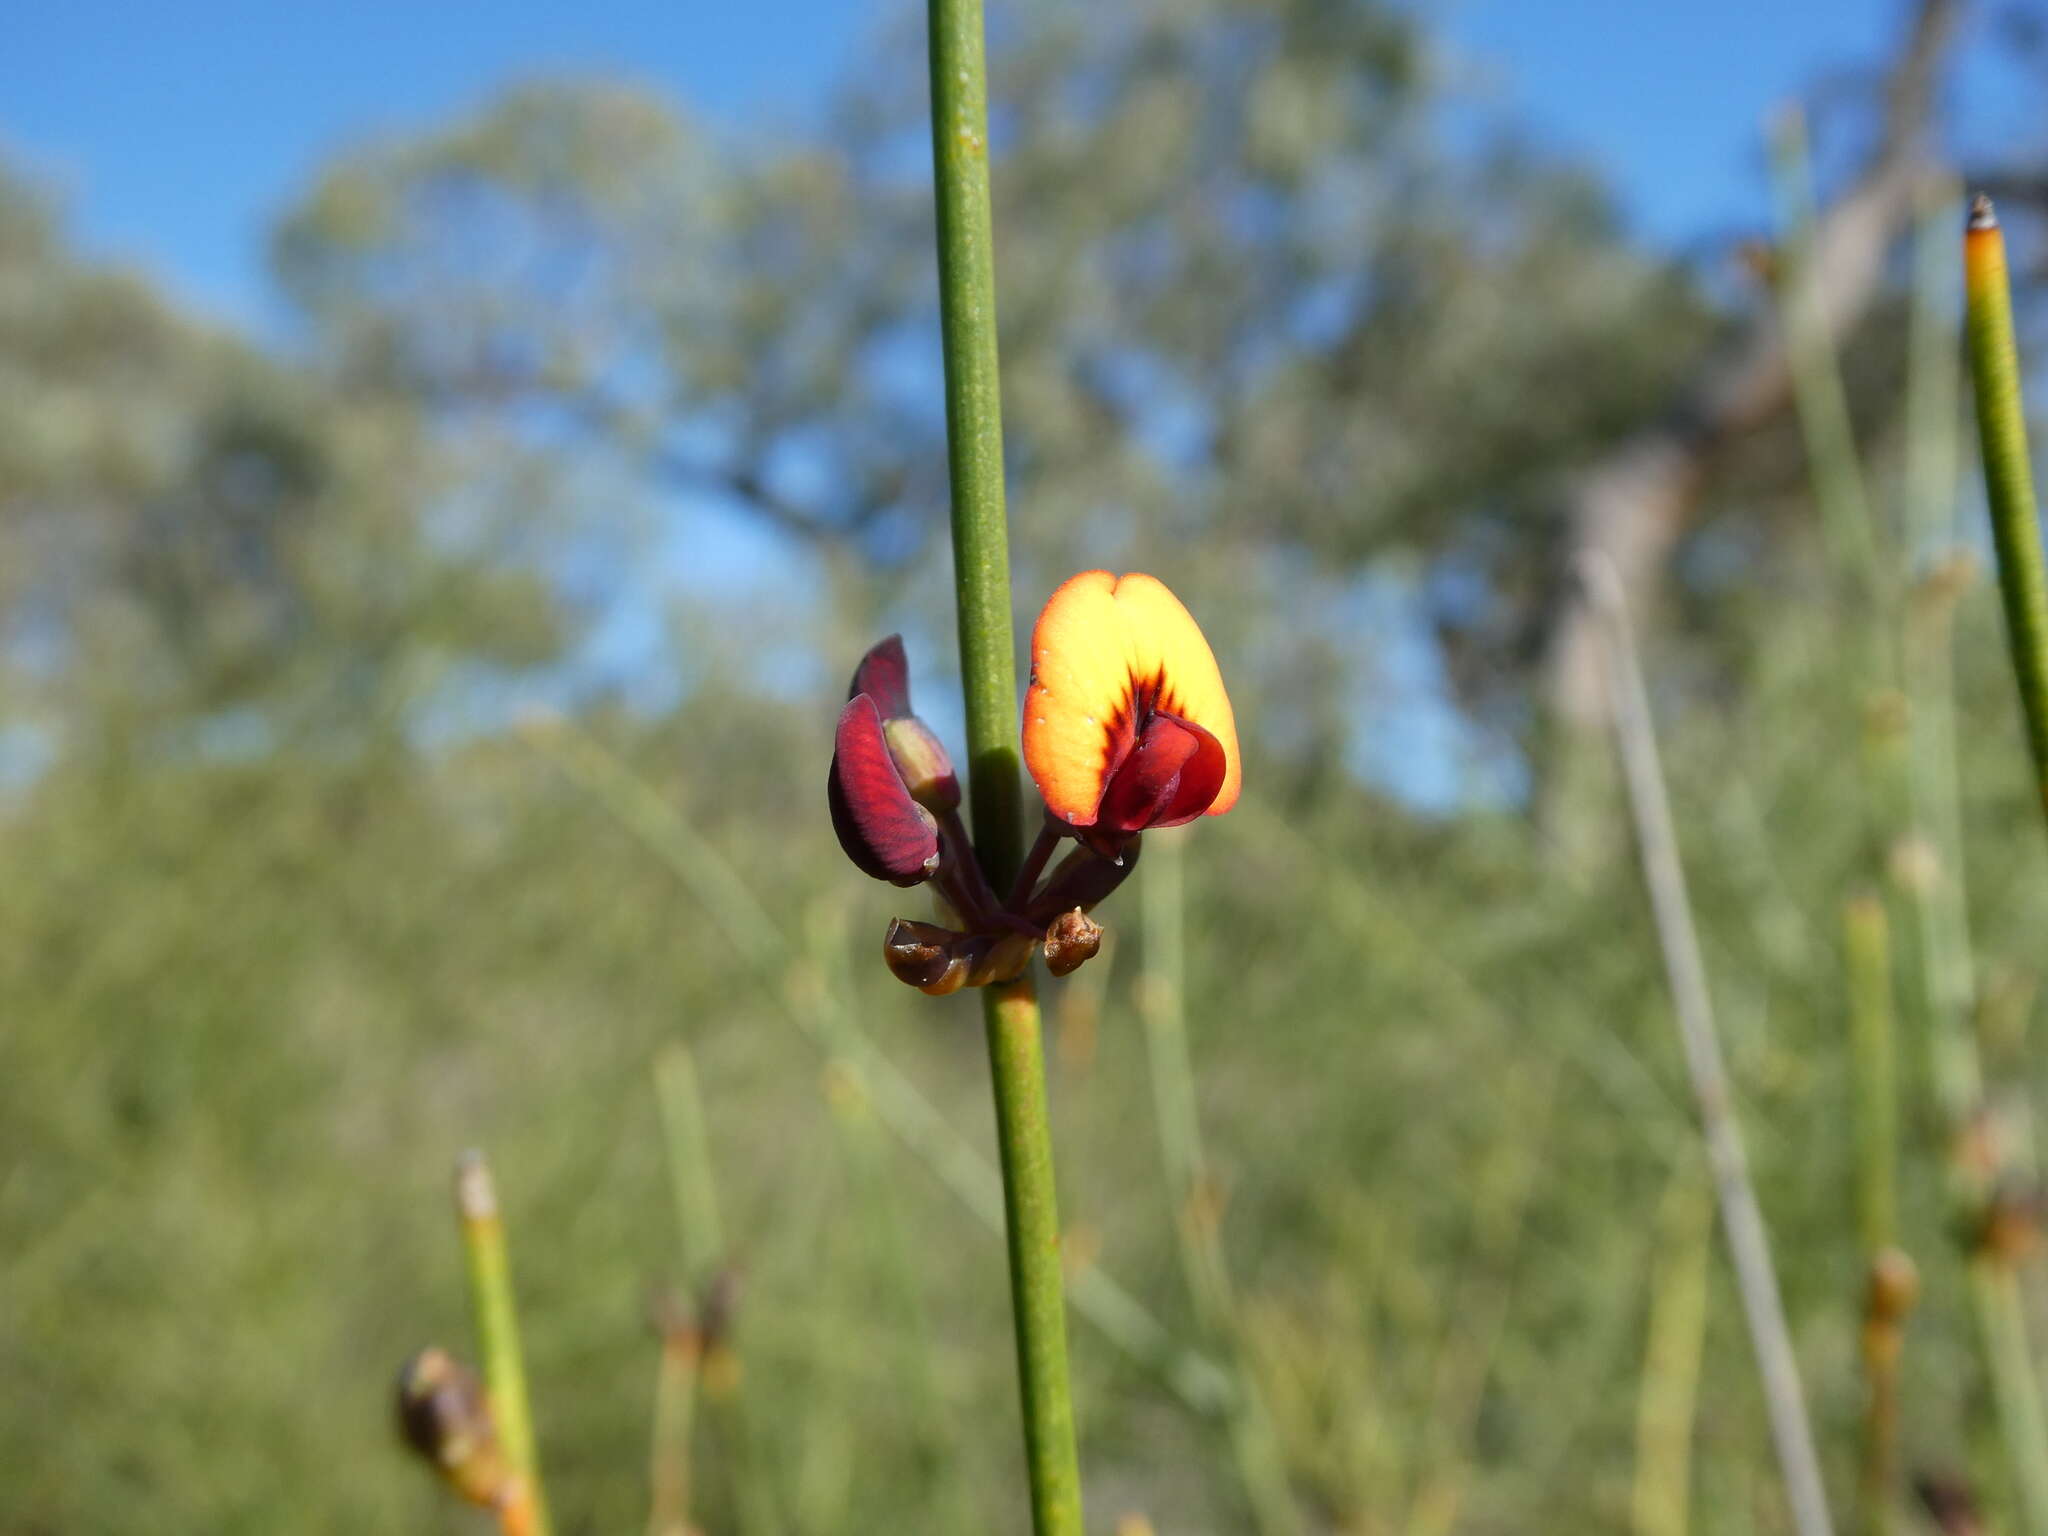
xmin=1843 ymin=894 xmax=1908 ymax=1536
xmin=1892 ymin=186 xmax=2048 ymax=1531
xmin=651 ymin=1047 xmax=778 ymax=1536
xmin=1974 ymin=1256 xmax=2048 ymax=1535
xmin=1966 ymin=194 xmax=2048 ymax=825
xmin=1843 ymin=894 xmax=1898 ymax=1256
xmin=984 ymin=980 xmax=1085 ymax=1534
xmin=646 ymin=1320 xmax=701 ymax=1536
xmin=1631 ymin=1163 xmax=1712 ymax=1536
xmin=455 ymin=1151 xmax=554 ymax=1536
xmin=926 ymin=0 xmax=1083 ymax=1528
xmin=930 ymin=0 xmax=1023 ymax=896
xmin=654 ymin=1045 xmax=726 ymax=1280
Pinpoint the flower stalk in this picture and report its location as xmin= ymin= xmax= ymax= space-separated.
xmin=926 ymin=0 xmax=1084 ymax=1528
xmin=455 ymin=1151 xmax=553 ymax=1536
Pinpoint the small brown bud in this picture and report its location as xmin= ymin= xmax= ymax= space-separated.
xmin=1978 ymin=1181 xmax=2043 ymax=1264
xmin=395 ymin=1347 xmax=512 ymax=1509
xmin=884 ymin=918 xmax=969 ymax=993
xmin=1044 ymin=908 xmax=1103 ymax=977
xmin=1865 ymin=1246 xmax=1920 ymax=1325
xmin=649 ymin=1288 xmax=702 ymax=1359
xmin=1916 ymin=1469 xmax=1985 ymax=1536
xmin=969 ymin=931 xmax=1038 ymax=987
xmin=1734 ymin=237 xmax=1780 ymax=289
xmin=882 ymin=918 xmax=1033 ymax=993
xmin=696 ymin=1266 xmax=743 ymax=1351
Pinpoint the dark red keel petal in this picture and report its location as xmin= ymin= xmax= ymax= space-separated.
xmin=829 ymin=695 xmax=940 ymax=886
xmin=848 ymin=634 xmax=914 ymax=718
xmin=1096 ymin=711 xmax=1226 ymax=836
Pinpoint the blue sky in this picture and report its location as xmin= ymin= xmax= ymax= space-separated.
xmin=2 ymin=0 xmax=2029 ymax=807
xmin=2 ymin=0 xmax=2027 ymax=331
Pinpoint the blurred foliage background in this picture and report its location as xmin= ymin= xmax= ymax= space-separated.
xmin=14 ymin=0 xmax=2048 ymax=1530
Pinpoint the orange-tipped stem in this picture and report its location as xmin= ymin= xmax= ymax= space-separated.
xmin=1966 ymin=194 xmax=2048 ymax=827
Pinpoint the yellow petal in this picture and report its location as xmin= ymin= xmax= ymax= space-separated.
xmin=1022 ymin=570 xmax=1241 ymax=825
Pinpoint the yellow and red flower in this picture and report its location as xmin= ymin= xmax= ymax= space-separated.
xmin=1022 ymin=571 xmax=1240 ymax=855
xmin=828 ymin=575 xmax=1239 ymax=991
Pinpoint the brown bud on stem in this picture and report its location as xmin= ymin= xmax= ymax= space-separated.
xmin=396 ymin=1347 xmax=515 ymax=1510
xmin=884 ymin=918 xmax=966 ymax=992
xmin=1865 ymin=1245 xmax=1920 ymax=1326
xmin=884 ymin=919 xmax=1036 ymax=993
xmin=1043 ymin=908 xmax=1103 ymax=977
xmin=1977 ymin=1181 xmax=2043 ymax=1265
xmin=1916 ymin=1470 xmax=1986 ymax=1536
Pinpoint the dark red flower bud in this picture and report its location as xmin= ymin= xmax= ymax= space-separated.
xmin=883 ymin=715 xmax=959 ymax=813
xmin=849 ymin=634 xmax=914 ymax=719
xmin=847 ymin=635 xmax=960 ymax=812
xmin=830 ymin=696 xmax=941 ymax=886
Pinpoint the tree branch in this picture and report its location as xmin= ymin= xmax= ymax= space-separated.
xmin=1539 ymin=0 xmax=1959 ymax=845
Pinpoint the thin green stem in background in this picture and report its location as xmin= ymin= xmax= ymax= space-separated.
xmin=646 ymin=1316 xmax=701 ymax=1536
xmin=652 ymin=1046 xmax=779 ymax=1536
xmin=1586 ymin=557 xmax=1835 ymax=1536
xmin=1844 ymin=895 xmax=1899 ymax=1257
xmin=927 ymin=0 xmax=1083 ymax=1525
xmin=1843 ymin=894 xmax=1907 ymax=1536
xmin=455 ymin=1151 xmax=554 ymax=1536
xmin=655 ymin=1045 xmax=726 ymax=1278
xmin=1631 ymin=1163 xmax=1712 ymax=1536
xmin=1138 ymin=827 xmax=1303 ymax=1536
xmin=1966 ymin=194 xmax=2048 ymax=826
xmin=1975 ymin=1256 xmax=2048 ymax=1535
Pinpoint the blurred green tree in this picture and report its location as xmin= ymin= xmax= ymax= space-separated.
xmin=0 ymin=164 xmax=560 ymax=756
xmin=268 ymin=0 xmax=1716 ymax=776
